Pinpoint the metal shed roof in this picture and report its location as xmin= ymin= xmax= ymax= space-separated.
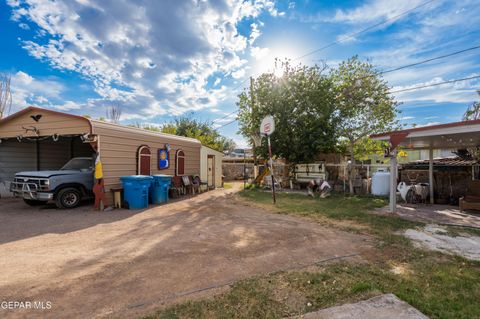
xmin=371 ymin=120 xmax=480 ymax=150
xmin=90 ymin=119 xmax=201 ymax=144
xmin=0 ymin=106 xmax=201 ymax=144
xmin=402 ymin=156 xmax=477 ymax=167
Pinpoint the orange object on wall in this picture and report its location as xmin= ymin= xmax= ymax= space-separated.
xmin=93 ymin=179 xmax=108 ymax=210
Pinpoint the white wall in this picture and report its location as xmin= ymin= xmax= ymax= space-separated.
xmin=419 ymin=149 xmax=455 ymax=160
xmin=200 ymin=146 xmax=223 ymax=187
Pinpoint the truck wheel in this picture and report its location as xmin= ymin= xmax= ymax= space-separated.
xmin=55 ymin=188 xmax=82 ymax=209
xmin=23 ymin=199 xmax=48 ymax=206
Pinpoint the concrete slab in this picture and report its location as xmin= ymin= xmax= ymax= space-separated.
xmin=291 ymin=294 xmax=428 ymax=319
xmin=405 ymin=224 xmax=480 ymax=260
xmin=375 ymin=204 xmax=480 ymax=228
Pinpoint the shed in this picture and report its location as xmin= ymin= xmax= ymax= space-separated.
xmin=399 ymin=156 xmax=478 ymax=204
xmin=0 ymin=107 xmax=201 ymax=205
xmin=200 ymin=145 xmax=223 ymax=188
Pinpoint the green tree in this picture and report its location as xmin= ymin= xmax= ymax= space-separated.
xmin=463 ymin=90 xmax=480 ymax=120
xmin=129 ymin=118 xmax=235 ymax=152
xmin=331 ymin=56 xmax=399 ymax=193
xmin=338 ymin=137 xmax=389 ymax=163
xmin=237 ymin=60 xmax=338 ymax=163
xmin=160 ymin=116 xmax=235 ymax=152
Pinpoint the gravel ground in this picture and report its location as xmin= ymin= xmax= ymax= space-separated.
xmin=0 ymin=185 xmax=372 ymax=319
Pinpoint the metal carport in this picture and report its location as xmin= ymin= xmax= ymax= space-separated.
xmin=0 ymin=107 xmax=95 ymax=197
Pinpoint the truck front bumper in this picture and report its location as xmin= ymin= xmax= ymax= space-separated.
xmin=10 ymin=182 xmax=54 ymax=201
xmin=11 ymin=190 xmax=54 ymax=201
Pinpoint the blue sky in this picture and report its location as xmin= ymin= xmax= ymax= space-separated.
xmin=1 ymin=0 xmax=479 ymax=147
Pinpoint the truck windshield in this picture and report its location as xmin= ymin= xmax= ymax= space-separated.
xmin=61 ymin=158 xmax=93 ymax=171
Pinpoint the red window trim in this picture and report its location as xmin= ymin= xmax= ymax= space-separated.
xmin=176 ymin=149 xmax=185 ymax=176
xmin=137 ymin=145 xmax=151 ymax=175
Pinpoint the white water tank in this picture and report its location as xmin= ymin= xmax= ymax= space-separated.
xmin=371 ymin=169 xmax=390 ymax=196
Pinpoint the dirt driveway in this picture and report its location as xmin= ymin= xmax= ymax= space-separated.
xmin=0 ymin=186 xmax=372 ymax=319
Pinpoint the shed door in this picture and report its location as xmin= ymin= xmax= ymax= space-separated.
xmin=207 ymin=155 xmax=215 ymax=187
xmin=138 ymin=146 xmax=151 ymax=175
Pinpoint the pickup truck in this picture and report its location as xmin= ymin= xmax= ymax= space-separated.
xmin=10 ymin=157 xmax=94 ymax=209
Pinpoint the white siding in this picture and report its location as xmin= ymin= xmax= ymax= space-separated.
xmin=200 ymin=146 xmax=223 ymax=188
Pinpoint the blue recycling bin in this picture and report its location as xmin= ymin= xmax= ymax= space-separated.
xmin=120 ymin=175 xmax=153 ymax=209
xmin=149 ymin=174 xmax=173 ymax=204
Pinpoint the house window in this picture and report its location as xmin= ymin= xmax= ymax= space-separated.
xmin=138 ymin=145 xmax=151 ymax=175
xmin=176 ymin=150 xmax=185 ymax=176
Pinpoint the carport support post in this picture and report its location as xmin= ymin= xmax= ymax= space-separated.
xmin=429 ymin=147 xmax=434 ymax=204
xmin=389 ymin=150 xmax=397 ymax=213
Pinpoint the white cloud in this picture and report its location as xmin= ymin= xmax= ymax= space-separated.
xmin=249 ymin=22 xmax=262 ymax=45
xmin=6 ymin=0 xmax=281 ymax=120
xmin=34 ymin=95 xmax=48 ymax=103
xmin=53 ymin=100 xmax=82 ymax=111
xmin=391 ymin=74 xmax=480 ymax=104
xmin=231 ymin=69 xmax=246 ymax=79
xmin=330 ymin=0 xmax=434 ymax=24
xmin=398 ymin=116 xmax=415 ymax=121
xmin=416 ymin=122 xmax=441 ymax=128
xmin=251 ymin=46 xmax=270 ymax=60
xmin=9 ymin=71 xmax=67 ymax=112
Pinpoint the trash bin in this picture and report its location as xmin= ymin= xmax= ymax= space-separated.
xmin=120 ymin=175 xmax=153 ymax=209
xmin=149 ymin=174 xmax=173 ymax=204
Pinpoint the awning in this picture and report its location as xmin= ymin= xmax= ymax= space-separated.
xmin=371 ymin=119 xmax=480 ymax=213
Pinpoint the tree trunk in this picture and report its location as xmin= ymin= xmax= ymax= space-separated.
xmin=349 ymin=142 xmax=355 ymax=194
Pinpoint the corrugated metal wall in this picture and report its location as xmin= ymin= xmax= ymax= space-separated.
xmin=0 ymin=139 xmax=36 ymax=197
xmin=0 ymin=137 xmax=94 ymax=198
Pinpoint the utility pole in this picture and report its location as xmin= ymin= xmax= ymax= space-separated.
xmin=250 ymin=77 xmax=259 ymax=179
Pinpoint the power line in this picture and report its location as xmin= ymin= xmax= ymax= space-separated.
xmin=212 ymin=110 xmax=238 ymax=123
xmin=215 ymin=118 xmax=238 ymax=129
xmin=211 ymin=0 xmax=438 ymax=124
xmin=389 ymin=75 xmax=480 ymax=94
xmin=216 ymin=74 xmax=480 ymax=129
xmin=214 ymin=44 xmax=480 ymax=125
xmin=380 ymin=44 xmax=480 ymax=75
xmin=295 ymin=0 xmax=437 ymax=60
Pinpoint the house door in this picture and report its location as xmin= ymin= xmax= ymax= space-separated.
xmin=138 ymin=145 xmax=151 ymax=175
xmin=207 ymin=155 xmax=215 ymax=187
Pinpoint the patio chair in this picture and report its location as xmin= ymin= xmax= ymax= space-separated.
xmin=169 ymin=176 xmax=184 ymax=198
xmin=189 ymin=176 xmax=200 ymax=194
xmin=459 ymin=180 xmax=480 ymax=212
xmin=193 ymin=175 xmax=208 ymax=193
xmin=181 ymin=176 xmax=199 ymax=194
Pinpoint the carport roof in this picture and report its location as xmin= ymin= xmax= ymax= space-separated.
xmin=371 ymin=119 xmax=480 ymax=150
xmin=0 ymin=106 xmax=93 ymax=132
xmin=1 ymin=106 xmax=201 ymax=144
